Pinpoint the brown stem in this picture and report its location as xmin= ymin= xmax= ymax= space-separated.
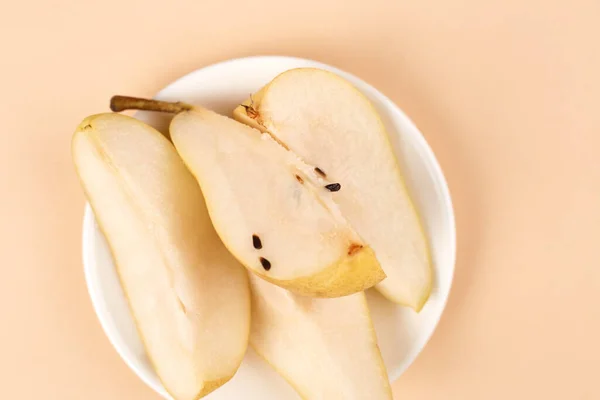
xmin=110 ymin=95 xmax=193 ymax=114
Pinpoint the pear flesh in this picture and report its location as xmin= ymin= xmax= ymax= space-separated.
xmin=234 ymin=68 xmax=432 ymax=310
xmin=167 ymin=105 xmax=385 ymax=297
xmin=72 ymin=113 xmax=251 ymax=400
xmin=249 ymin=273 xmax=392 ymax=399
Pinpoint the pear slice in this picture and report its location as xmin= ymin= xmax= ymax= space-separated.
xmin=234 ymin=68 xmax=432 ymax=311
xmin=110 ymin=96 xmax=385 ymax=298
xmin=248 ymin=273 xmax=393 ymax=399
xmin=72 ymin=113 xmax=251 ymax=400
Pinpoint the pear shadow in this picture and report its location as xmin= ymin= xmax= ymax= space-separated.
xmin=373 ymin=64 xmax=485 ymax=375
xmin=366 ymin=289 xmax=413 ymax=375
xmin=134 ymin=110 xmax=174 ymax=137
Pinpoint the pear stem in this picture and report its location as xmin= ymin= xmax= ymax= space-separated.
xmin=110 ymin=95 xmax=193 ymax=114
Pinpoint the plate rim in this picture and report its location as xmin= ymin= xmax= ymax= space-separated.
xmin=82 ymin=54 xmax=456 ymax=398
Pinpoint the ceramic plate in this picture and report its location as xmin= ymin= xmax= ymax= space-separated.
xmin=82 ymin=55 xmax=456 ymax=399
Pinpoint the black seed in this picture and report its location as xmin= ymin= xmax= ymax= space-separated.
xmin=324 ymin=183 xmax=341 ymax=192
xmin=259 ymin=257 xmax=271 ymax=271
xmin=314 ymin=167 xmax=327 ymax=177
xmin=295 ymin=174 xmax=304 ymax=184
xmin=252 ymin=234 xmax=262 ymax=250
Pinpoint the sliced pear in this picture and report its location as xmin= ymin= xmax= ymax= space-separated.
xmin=72 ymin=113 xmax=251 ymax=400
xmin=110 ymin=96 xmax=385 ymax=298
xmin=234 ymin=68 xmax=432 ymax=311
xmin=248 ymin=273 xmax=392 ymax=399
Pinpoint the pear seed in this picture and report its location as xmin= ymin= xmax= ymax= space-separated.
xmin=314 ymin=167 xmax=327 ymax=177
xmin=259 ymin=257 xmax=271 ymax=271
xmin=325 ymin=183 xmax=341 ymax=192
xmin=252 ymin=234 xmax=262 ymax=250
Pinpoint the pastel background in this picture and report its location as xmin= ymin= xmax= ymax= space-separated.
xmin=1 ymin=1 xmax=598 ymax=399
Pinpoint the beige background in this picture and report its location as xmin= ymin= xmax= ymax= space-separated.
xmin=1 ymin=0 xmax=599 ymax=399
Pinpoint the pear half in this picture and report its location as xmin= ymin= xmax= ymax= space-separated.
xmin=72 ymin=113 xmax=251 ymax=400
xmin=234 ymin=68 xmax=432 ymax=311
xmin=249 ymin=273 xmax=393 ymax=399
xmin=110 ymin=96 xmax=385 ymax=298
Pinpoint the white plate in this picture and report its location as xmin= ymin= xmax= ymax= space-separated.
xmin=82 ymin=56 xmax=456 ymax=399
